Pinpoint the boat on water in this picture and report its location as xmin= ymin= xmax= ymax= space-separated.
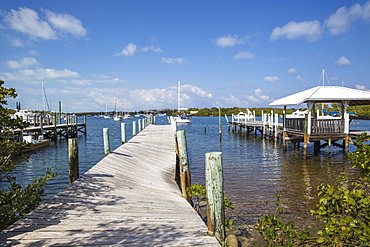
xmin=113 ymin=97 xmax=122 ymax=121
xmin=23 ymin=135 xmax=50 ymax=152
xmin=113 ymin=114 xmax=122 ymax=121
xmin=13 ymin=109 xmax=36 ymax=123
xmin=174 ymin=114 xmax=191 ymax=123
xmin=103 ymin=103 xmax=110 ymax=119
xmin=285 ymin=110 xmax=308 ymax=118
xmin=174 ymin=80 xmax=191 ymax=124
xmin=123 ymin=114 xmax=132 ymax=119
xmin=234 ymin=109 xmax=254 ymax=121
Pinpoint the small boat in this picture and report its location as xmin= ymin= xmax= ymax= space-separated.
xmin=103 ymin=104 xmax=110 ymax=119
xmin=23 ymin=135 xmax=50 ymax=152
xmin=174 ymin=114 xmax=191 ymax=123
xmin=113 ymin=97 xmax=122 ymax=121
xmin=123 ymin=114 xmax=132 ymax=119
xmin=285 ymin=110 xmax=308 ymax=118
xmin=234 ymin=109 xmax=254 ymax=121
xmin=175 ymin=80 xmax=191 ymax=124
xmin=13 ymin=109 xmax=35 ymax=123
xmin=113 ymin=115 xmax=122 ymax=121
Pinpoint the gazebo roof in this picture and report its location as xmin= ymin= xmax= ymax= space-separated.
xmin=269 ymin=86 xmax=370 ymax=106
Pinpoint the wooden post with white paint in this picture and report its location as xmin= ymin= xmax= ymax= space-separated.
xmin=103 ymin=128 xmax=110 ymax=155
xmin=121 ymin=123 xmax=126 ymax=144
xmin=132 ymin=121 xmax=137 ymax=136
xmin=205 ymin=152 xmax=225 ymax=244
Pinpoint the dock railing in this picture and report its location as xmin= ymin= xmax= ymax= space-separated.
xmin=286 ymin=117 xmax=346 ymax=135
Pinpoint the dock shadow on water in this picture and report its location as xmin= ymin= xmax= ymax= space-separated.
xmin=177 ymin=116 xmax=362 ymax=246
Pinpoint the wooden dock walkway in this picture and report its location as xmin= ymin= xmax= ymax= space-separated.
xmin=0 ymin=125 xmax=220 ymax=246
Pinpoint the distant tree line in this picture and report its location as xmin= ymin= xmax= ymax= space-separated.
xmin=53 ymin=105 xmax=370 ymax=118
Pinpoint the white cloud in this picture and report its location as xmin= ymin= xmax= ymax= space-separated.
xmin=4 ymin=7 xmax=87 ymax=40
xmin=355 ymin=85 xmax=368 ymax=90
xmin=44 ymin=9 xmax=87 ymax=37
xmin=29 ymin=50 xmax=40 ymax=56
xmin=270 ymin=20 xmax=322 ymax=41
xmin=334 ymin=56 xmax=351 ymax=66
xmin=61 ymin=79 xmax=91 ymax=86
xmin=296 ymin=75 xmax=305 ymax=81
xmin=221 ymin=94 xmax=245 ymax=106
xmin=5 ymin=7 xmax=57 ymax=40
xmin=182 ymin=84 xmax=213 ymax=98
xmin=264 ymin=76 xmax=279 ymax=82
xmin=215 ymin=35 xmax=248 ymax=47
xmin=10 ymin=38 xmax=24 ymax=47
xmin=325 ymin=1 xmax=370 ymax=35
xmin=287 ymin=68 xmax=298 ymax=74
xmin=160 ymin=57 xmax=185 ymax=65
xmin=221 ymin=88 xmax=271 ymax=108
xmin=60 ymin=77 xmax=127 ymax=85
xmin=254 ymin=88 xmax=262 ymax=95
xmin=19 ymin=68 xmax=79 ymax=80
xmin=142 ymin=45 xmax=162 ymax=52
xmin=233 ymin=51 xmax=255 ymax=60
xmin=116 ymin=43 xmax=137 ymax=56
xmin=5 ymin=57 xmax=38 ymax=69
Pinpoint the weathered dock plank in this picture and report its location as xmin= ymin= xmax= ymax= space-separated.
xmin=0 ymin=124 xmax=220 ymax=246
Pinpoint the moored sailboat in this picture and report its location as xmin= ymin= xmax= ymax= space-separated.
xmin=174 ymin=80 xmax=191 ymax=124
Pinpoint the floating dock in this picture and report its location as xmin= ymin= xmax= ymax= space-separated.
xmin=0 ymin=124 xmax=219 ymax=246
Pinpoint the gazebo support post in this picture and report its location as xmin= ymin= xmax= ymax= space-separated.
xmin=342 ymin=101 xmax=350 ymax=154
xmin=282 ymin=106 xmax=287 ymax=150
xmin=303 ymin=103 xmax=313 ymax=155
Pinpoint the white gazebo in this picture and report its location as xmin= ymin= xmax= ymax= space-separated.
xmin=269 ymin=86 xmax=370 ymax=153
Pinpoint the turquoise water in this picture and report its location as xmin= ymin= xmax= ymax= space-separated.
xmin=4 ymin=115 xmax=369 ymax=245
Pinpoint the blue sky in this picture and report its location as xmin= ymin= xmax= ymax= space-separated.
xmin=1 ymin=1 xmax=369 ymax=112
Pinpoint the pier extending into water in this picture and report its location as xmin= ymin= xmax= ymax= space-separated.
xmin=226 ymin=111 xmax=369 ymax=154
xmin=11 ymin=114 xmax=87 ymax=141
xmin=0 ymin=124 xmax=219 ymax=246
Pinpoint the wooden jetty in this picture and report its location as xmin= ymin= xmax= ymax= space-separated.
xmin=227 ymin=109 xmax=369 ymax=154
xmin=226 ymin=111 xmax=282 ymax=139
xmin=227 ymin=85 xmax=370 ymax=154
xmin=11 ymin=115 xmax=87 ymax=140
xmin=0 ymin=124 xmax=220 ymax=246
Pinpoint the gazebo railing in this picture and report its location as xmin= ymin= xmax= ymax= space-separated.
xmin=286 ymin=118 xmax=305 ymax=133
xmin=285 ymin=118 xmax=346 ymax=135
xmin=311 ymin=118 xmax=344 ymax=134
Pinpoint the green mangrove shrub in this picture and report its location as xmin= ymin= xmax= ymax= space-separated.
xmin=257 ymin=132 xmax=370 ymax=246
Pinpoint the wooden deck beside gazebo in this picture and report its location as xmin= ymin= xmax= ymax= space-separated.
xmin=269 ymin=85 xmax=370 ymax=153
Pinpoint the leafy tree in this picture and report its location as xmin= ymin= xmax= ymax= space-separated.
xmin=0 ymin=79 xmax=57 ymax=231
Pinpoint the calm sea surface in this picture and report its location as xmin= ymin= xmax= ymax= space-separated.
xmin=5 ymin=116 xmax=370 ymax=245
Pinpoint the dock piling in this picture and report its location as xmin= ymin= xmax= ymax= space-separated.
xmin=133 ymin=121 xmax=137 ymax=136
xmin=121 ymin=123 xmax=126 ymax=144
xmin=176 ymin=130 xmax=191 ymax=202
xmin=103 ymin=128 xmax=110 ymax=155
xmin=205 ymin=151 xmax=225 ymax=243
xmin=68 ymin=138 xmax=79 ymax=184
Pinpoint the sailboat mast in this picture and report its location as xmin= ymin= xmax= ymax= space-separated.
xmin=177 ymin=80 xmax=181 ymax=112
xmin=322 ymin=69 xmax=325 ymax=86
xmin=42 ymin=81 xmax=45 ymax=111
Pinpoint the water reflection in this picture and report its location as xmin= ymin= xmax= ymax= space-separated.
xmin=2 ymin=116 xmax=365 ymax=245
xmin=178 ymin=117 xmax=362 ymax=245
